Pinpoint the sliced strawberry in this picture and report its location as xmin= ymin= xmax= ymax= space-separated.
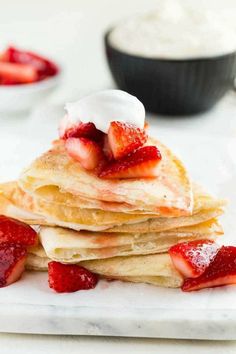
xmin=0 ymin=62 xmax=38 ymax=84
xmin=65 ymin=137 xmax=102 ymax=170
xmin=65 ymin=122 xmax=104 ymax=142
xmin=59 ymin=118 xmax=104 ymax=143
xmin=99 ymin=145 xmax=162 ymax=179
xmin=182 ymin=246 xmax=236 ymax=292
xmin=103 ymin=135 xmax=113 ymax=161
xmin=0 ymin=244 xmax=27 ymax=287
xmin=0 ymin=215 xmax=38 ymax=247
xmin=48 ymin=261 xmax=98 ymax=293
xmin=169 ymin=240 xmax=220 ymax=279
xmin=108 ymin=121 xmax=147 ymax=160
xmin=3 ymin=46 xmax=58 ymax=80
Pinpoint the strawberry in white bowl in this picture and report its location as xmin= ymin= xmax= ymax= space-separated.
xmin=0 ymin=46 xmax=61 ymax=112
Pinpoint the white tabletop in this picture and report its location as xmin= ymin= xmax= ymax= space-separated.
xmin=0 ymin=0 xmax=236 ymax=352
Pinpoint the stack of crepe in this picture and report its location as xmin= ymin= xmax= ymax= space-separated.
xmin=0 ymin=139 xmax=225 ymax=288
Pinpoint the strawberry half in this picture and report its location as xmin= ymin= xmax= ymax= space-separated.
xmin=99 ymin=145 xmax=162 ymax=179
xmin=169 ymin=240 xmax=220 ymax=279
xmin=0 ymin=62 xmax=38 ymax=84
xmin=0 ymin=215 xmax=38 ymax=247
xmin=108 ymin=121 xmax=147 ymax=160
xmin=0 ymin=244 xmax=27 ymax=287
xmin=182 ymin=246 xmax=236 ymax=292
xmin=48 ymin=261 xmax=98 ymax=293
xmin=65 ymin=137 xmax=102 ymax=170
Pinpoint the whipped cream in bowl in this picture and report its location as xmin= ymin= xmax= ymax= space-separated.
xmin=64 ymin=90 xmax=145 ymax=133
xmin=108 ymin=1 xmax=236 ymax=59
xmin=105 ymin=1 xmax=236 ymax=115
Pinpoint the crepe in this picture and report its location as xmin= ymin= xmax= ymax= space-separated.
xmin=0 ymin=182 xmax=150 ymax=231
xmin=106 ymin=185 xmax=226 ymax=233
xmin=0 ymin=182 xmax=225 ymax=233
xmin=37 ymin=219 xmax=222 ymax=263
xmin=82 ymin=253 xmax=183 ymax=288
xmin=26 ymin=247 xmax=183 ymax=288
xmin=19 ymin=138 xmax=193 ymax=216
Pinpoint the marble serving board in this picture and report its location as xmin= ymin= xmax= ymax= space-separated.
xmin=0 ymin=126 xmax=236 ymax=340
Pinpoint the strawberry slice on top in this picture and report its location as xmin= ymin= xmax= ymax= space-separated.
xmin=182 ymin=246 xmax=236 ymax=292
xmin=65 ymin=137 xmax=103 ymax=170
xmin=103 ymin=135 xmax=113 ymax=161
xmin=108 ymin=121 xmax=147 ymax=160
xmin=99 ymin=145 xmax=162 ymax=179
xmin=59 ymin=118 xmax=104 ymax=143
xmin=169 ymin=240 xmax=220 ymax=279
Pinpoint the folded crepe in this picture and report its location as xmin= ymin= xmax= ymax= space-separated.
xmin=18 ymin=138 xmax=193 ymax=217
xmin=0 ymin=182 xmax=225 ymax=232
xmin=27 ymin=247 xmax=183 ymax=288
xmin=36 ymin=219 xmax=222 ymax=263
xmin=0 ymin=182 xmax=150 ymax=231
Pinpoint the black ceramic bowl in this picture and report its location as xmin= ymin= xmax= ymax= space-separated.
xmin=105 ymin=30 xmax=236 ymax=115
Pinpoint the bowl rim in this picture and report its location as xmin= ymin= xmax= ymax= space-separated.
xmin=105 ymin=29 xmax=236 ymax=63
xmin=0 ymin=62 xmax=63 ymax=91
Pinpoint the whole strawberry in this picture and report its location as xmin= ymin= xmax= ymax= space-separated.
xmin=48 ymin=261 xmax=98 ymax=293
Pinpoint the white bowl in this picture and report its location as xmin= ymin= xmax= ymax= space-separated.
xmin=0 ymin=72 xmax=62 ymax=113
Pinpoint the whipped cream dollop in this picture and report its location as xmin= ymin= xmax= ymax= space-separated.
xmin=65 ymin=90 xmax=145 ymax=133
xmin=108 ymin=0 xmax=236 ymax=59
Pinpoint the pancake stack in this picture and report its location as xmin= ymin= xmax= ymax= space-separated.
xmin=0 ymin=136 xmax=225 ymax=289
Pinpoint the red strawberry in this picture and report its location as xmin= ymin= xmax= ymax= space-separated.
xmin=108 ymin=121 xmax=147 ymax=160
xmin=65 ymin=137 xmax=103 ymax=170
xmin=169 ymin=240 xmax=220 ymax=279
xmin=3 ymin=46 xmax=58 ymax=80
xmin=0 ymin=244 xmax=27 ymax=287
xmin=48 ymin=261 xmax=98 ymax=293
xmin=99 ymin=145 xmax=162 ymax=179
xmin=103 ymin=135 xmax=113 ymax=161
xmin=0 ymin=215 xmax=38 ymax=247
xmin=182 ymin=246 xmax=236 ymax=292
xmin=59 ymin=118 xmax=104 ymax=143
xmin=0 ymin=62 xmax=38 ymax=84
xmin=65 ymin=122 xmax=104 ymax=142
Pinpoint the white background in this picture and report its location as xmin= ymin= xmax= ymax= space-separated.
xmin=0 ymin=0 xmax=236 ymax=352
